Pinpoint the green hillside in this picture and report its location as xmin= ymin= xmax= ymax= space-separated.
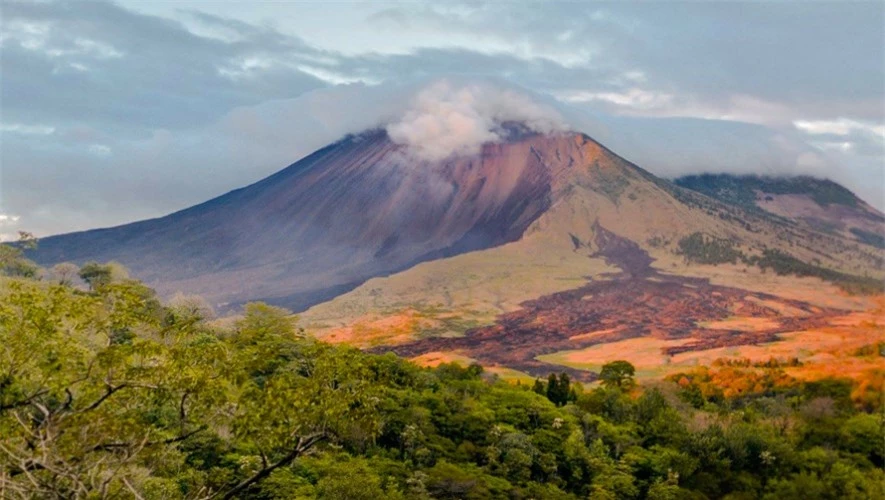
xmin=675 ymin=174 xmax=861 ymax=210
xmin=2 ymin=262 xmax=883 ymax=499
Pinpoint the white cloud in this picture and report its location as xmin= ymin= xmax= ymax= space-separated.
xmin=217 ymin=56 xmax=274 ymax=81
xmin=0 ymin=123 xmax=56 ymax=135
xmin=793 ymin=118 xmax=885 ymax=138
xmin=557 ymin=87 xmax=674 ymax=110
xmin=386 ymin=79 xmax=569 ymax=161
xmin=561 ymin=89 xmax=801 ymax=128
xmin=0 ymin=20 xmax=51 ymax=50
xmin=88 ymin=144 xmax=112 ymax=156
xmin=0 ymin=214 xmax=22 ymax=242
xmin=48 ymin=38 xmax=124 ymax=59
xmin=294 ymin=65 xmax=379 ymax=86
xmin=810 ymin=140 xmax=853 ymax=153
xmin=10 ymin=24 xmax=125 ymax=60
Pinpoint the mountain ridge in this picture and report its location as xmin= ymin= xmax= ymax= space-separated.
xmin=29 ymin=127 xmax=883 ymax=314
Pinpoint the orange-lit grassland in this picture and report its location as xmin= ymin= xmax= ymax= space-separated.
xmin=412 ymin=296 xmax=885 ymax=403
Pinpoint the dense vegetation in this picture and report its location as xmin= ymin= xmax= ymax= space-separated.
xmin=850 ymin=228 xmax=885 ymax=250
xmin=676 ymin=233 xmax=743 ymax=265
xmin=1 ymin=256 xmax=884 ymax=499
xmin=748 ymin=249 xmax=885 ymax=295
xmin=0 ymin=232 xmax=38 ymax=279
xmin=675 ymin=174 xmax=860 ymax=209
xmin=675 ymin=232 xmax=884 ymax=295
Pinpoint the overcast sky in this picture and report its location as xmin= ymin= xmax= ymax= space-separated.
xmin=1 ymin=1 xmax=883 ymax=239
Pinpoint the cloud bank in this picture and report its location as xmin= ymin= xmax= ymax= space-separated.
xmin=1 ymin=1 xmax=882 ymax=239
xmin=386 ymin=80 xmax=568 ymax=160
xmin=2 ymin=78 xmax=878 ymax=240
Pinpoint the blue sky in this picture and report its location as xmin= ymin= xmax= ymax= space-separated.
xmin=1 ymin=1 xmax=883 ymax=238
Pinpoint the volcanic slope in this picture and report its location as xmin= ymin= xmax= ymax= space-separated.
xmin=303 ymin=137 xmax=882 ymax=330
xmin=31 ymin=129 xmax=576 ymax=310
xmin=374 ymin=223 xmax=845 ymax=380
xmin=301 ymin=136 xmax=883 ymax=379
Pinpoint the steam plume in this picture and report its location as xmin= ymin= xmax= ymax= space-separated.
xmin=386 ymin=79 xmax=569 ymax=161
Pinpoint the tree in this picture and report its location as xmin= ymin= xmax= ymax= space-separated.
xmin=49 ymin=262 xmax=80 ymax=286
xmin=532 ymin=379 xmax=546 ymax=396
xmin=167 ymin=292 xmax=216 ymax=323
xmin=546 ymin=373 xmax=560 ymax=405
xmin=426 ymin=461 xmax=494 ymax=500
xmin=840 ymin=414 xmax=885 ymax=467
xmin=105 ymin=261 xmax=130 ymax=281
xmin=216 ymin=306 xmax=381 ymax=498
xmin=0 ymin=279 xmax=228 ymax=498
xmin=3 ymin=254 xmax=885 ymax=499
xmin=0 ymin=232 xmax=38 ymax=278
xmin=223 ymin=345 xmax=382 ymax=499
xmin=314 ymin=458 xmax=392 ymax=499
xmin=599 ymin=361 xmax=636 ymax=390
xmin=0 ymin=281 xmax=383 ymax=498
xmin=78 ymin=262 xmax=113 ymax=290
xmin=544 ymin=373 xmax=575 ymax=406
xmin=15 ymin=231 xmax=37 ymax=250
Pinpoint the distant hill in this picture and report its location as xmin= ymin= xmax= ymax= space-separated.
xmin=675 ymin=173 xmax=885 ymax=248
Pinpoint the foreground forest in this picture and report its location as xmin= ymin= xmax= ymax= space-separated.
xmin=1 ymin=247 xmax=884 ymax=499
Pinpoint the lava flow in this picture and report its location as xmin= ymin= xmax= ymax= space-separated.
xmin=379 ymin=223 xmax=844 ymax=380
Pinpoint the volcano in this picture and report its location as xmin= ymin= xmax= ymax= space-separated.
xmin=30 ymin=127 xmax=883 ymax=319
xmin=29 ymin=124 xmax=885 ymax=377
xmin=29 ymin=127 xmax=646 ymax=309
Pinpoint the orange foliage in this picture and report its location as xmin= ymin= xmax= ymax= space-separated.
xmin=321 ymin=308 xmax=433 ymax=347
xmin=669 ymin=365 xmax=798 ymax=399
xmin=851 ymin=368 xmax=885 ymax=411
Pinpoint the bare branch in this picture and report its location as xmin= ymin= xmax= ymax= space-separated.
xmin=215 ymin=432 xmax=325 ymax=500
xmin=89 ymin=425 xmax=207 ymax=453
xmin=78 ymin=384 xmax=129 ymax=414
xmin=0 ymin=389 xmax=49 ymax=412
xmin=121 ymin=476 xmax=145 ymax=500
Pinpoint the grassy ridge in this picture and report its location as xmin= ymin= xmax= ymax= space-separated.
xmin=676 ymin=231 xmax=884 ymax=295
xmin=749 ymin=248 xmax=885 ymax=295
xmin=675 ymin=173 xmax=860 ymax=209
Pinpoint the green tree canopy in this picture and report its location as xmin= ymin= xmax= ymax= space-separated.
xmin=77 ymin=261 xmax=113 ymax=290
xmin=599 ymin=360 xmax=636 ymax=389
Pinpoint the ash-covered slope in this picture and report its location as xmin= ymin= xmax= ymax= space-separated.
xmin=32 ymin=128 xmax=633 ymax=310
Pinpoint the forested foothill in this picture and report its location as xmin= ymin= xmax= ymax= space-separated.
xmin=1 ymin=241 xmax=883 ymax=499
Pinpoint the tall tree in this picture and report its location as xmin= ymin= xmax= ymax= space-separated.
xmin=599 ymin=361 xmax=636 ymax=390
xmin=546 ymin=373 xmax=560 ymax=405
